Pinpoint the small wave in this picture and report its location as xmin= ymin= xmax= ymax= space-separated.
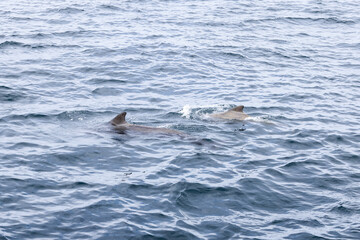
xmin=29 ymin=43 xmax=80 ymax=49
xmin=285 ymin=232 xmax=326 ymax=239
xmin=220 ymin=51 xmax=246 ymax=59
xmin=99 ymin=4 xmax=122 ymax=11
xmin=81 ymin=47 xmax=117 ymax=57
xmin=0 ymin=41 xmax=24 ymax=48
xmin=0 ymin=86 xmax=11 ymax=90
xmin=284 ymin=139 xmax=324 ymax=150
xmin=337 ymin=43 xmax=360 ymax=48
xmin=10 ymin=16 xmax=32 ymax=21
xmin=48 ymin=7 xmax=84 ymax=14
xmin=56 ymin=110 xmax=95 ymax=121
xmin=0 ymin=229 xmax=10 ymax=240
xmin=269 ymin=217 xmax=324 ymax=229
xmin=246 ymin=116 xmax=275 ymax=124
xmin=245 ymin=17 xmax=356 ymax=25
xmin=21 ymin=70 xmax=52 ymax=76
xmin=269 ymin=39 xmax=289 ymax=44
xmin=9 ymin=142 xmax=47 ymax=150
xmin=330 ymin=201 xmax=358 ymax=215
xmin=92 ymin=87 xmax=123 ymax=96
xmin=0 ymin=110 xmax=107 ymax=123
xmin=86 ymin=78 xmax=127 ymax=85
xmin=325 ymin=134 xmax=351 ymax=145
xmin=243 ymin=47 xmax=292 ymax=60
xmin=0 ymin=40 xmax=80 ymax=50
xmin=0 ymin=86 xmax=27 ymax=102
xmin=0 ymin=129 xmax=18 ymax=137
xmin=286 ymin=16 xmax=356 ymax=25
xmin=0 ymin=113 xmax=49 ymax=123
xmin=52 ymin=30 xmax=88 ymax=37
xmin=143 ymin=34 xmax=164 ymax=40
xmin=31 ymin=33 xmax=48 ymax=39
xmin=46 ymin=19 xmax=71 ymax=25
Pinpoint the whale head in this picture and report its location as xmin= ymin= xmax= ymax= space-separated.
xmin=230 ymin=105 xmax=244 ymax=112
xmin=111 ymin=112 xmax=127 ymax=126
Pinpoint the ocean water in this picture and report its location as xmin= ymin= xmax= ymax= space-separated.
xmin=1 ymin=0 xmax=360 ymax=239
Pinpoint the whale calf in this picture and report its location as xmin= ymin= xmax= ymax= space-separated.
xmin=111 ymin=112 xmax=184 ymax=136
xmin=210 ymin=105 xmax=249 ymax=121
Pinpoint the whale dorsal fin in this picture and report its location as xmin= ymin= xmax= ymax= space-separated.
xmin=111 ymin=112 xmax=127 ymax=125
xmin=230 ymin=105 xmax=244 ymax=112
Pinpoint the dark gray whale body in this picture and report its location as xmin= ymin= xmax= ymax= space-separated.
xmin=111 ymin=112 xmax=184 ymax=136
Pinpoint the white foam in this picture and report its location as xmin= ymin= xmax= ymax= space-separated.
xmin=246 ymin=116 xmax=274 ymax=124
xmin=180 ymin=104 xmax=233 ymax=119
xmin=180 ymin=104 xmax=192 ymax=118
xmin=180 ymin=104 xmax=228 ymax=119
xmin=180 ymin=104 xmax=276 ymax=124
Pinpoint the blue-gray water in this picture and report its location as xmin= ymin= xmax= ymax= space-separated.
xmin=1 ymin=0 xmax=360 ymax=239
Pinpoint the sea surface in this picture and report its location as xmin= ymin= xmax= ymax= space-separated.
xmin=1 ymin=0 xmax=360 ymax=239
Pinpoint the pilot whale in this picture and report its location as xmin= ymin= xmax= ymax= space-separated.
xmin=210 ymin=105 xmax=249 ymax=121
xmin=111 ymin=112 xmax=184 ymax=135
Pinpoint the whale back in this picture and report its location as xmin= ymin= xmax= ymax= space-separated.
xmin=110 ymin=112 xmax=185 ymax=136
xmin=210 ymin=105 xmax=248 ymax=121
xmin=111 ymin=112 xmax=127 ymax=125
xmin=229 ymin=105 xmax=244 ymax=112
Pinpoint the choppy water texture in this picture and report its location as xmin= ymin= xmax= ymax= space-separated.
xmin=1 ymin=0 xmax=360 ymax=239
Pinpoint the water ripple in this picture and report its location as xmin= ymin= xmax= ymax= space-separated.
xmin=1 ymin=0 xmax=360 ymax=239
